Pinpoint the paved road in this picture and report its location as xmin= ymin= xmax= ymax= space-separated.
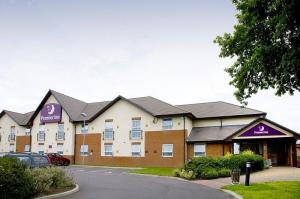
xmin=63 ymin=166 xmax=232 ymax=199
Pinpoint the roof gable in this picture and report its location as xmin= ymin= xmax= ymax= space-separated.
xmin=0 ymin=110 xmax=34 ymax=126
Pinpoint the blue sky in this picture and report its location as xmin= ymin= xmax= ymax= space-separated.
xmin=0 ymin=0 xmax=299 ymax=132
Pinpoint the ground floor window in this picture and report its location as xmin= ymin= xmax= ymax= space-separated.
xmin=24 ymin=144 xmax=30 ymax=152
xmin=162 ymin=144 xmax=173 ymax=157
xmin=131 ymin=143 xmax=141 ymax=157
xmin=38 ymin=143 xmax=44 ymax=155
xmin=233 ymin=143 xmax=240 ymax=154
xmin=9 ymin=144 xmax=14 ymax=152
xmin=194 ymin=143 xmax=206 ymax=157
xmin=80 ymin=145 xmax=88 ymax=156
xmin=104 ymin=143 xmax=113 ymax=156
xmin=57 ymin=143 xmax=64 ymax=155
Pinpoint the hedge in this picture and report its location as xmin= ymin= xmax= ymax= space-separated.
xmin=177 ymin=150 xmax=264 ymax=180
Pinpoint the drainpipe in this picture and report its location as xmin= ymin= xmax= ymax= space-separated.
xmin=74 ymin=124 xmax=76 ymax=164
xmin=183 ymin=116 xmax=186 ymax=164
xmin=29 ymin=126 xmax=32 ymax=152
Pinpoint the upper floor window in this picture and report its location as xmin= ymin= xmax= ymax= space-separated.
xmin=57 ymin=124 xmax=65 ymax=140
xmin=104 ymin=120 xmax=114 ymax=140
xmin=39 ymin=124 xmax=45 ymax=133
xmin=81 ymin=123 xmax=88 ymax=133
xmin=162 ymin=118 xmax=173 ymax=129
xmin=38 ymin=125 xmax=46 ymax=141
xmin=131 ymin=118 xmax=142 ymax=139
xmin=10 ymin=126 xmax=16 ymax=134
xmin=25 ymin=128 xmax=31 ymax=135
xmin=194 ymin=144 xmax=206 ymax=157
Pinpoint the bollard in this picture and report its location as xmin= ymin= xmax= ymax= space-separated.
xmin=245 ymin=162 xmax=251 ymax=186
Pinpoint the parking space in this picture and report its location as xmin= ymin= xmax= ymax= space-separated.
xmin=62 ymin=166 xmax=232 ymax=199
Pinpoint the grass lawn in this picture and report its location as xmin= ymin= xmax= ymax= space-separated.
xmin=129 ymin=167 xmax=175 ymax=177
xmin=223 ymin=181 xmax=300 ymax=199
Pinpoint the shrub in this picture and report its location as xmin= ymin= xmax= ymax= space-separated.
xmin=200 ymin=168 xmax=219 ymax=179
xmin=218 ymin=168 xmax=231 ymax=177
xmin=27 ymin=167 xmax=74 ymax=194
xmin=0 ymin=157 xmax=33 ymax=199
xmin=172 ymin=168 xmax=180 ymax=177
xmin=178 ymin=169 xmax=195 ymax=180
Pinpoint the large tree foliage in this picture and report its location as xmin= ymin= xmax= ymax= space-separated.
xmin=215 ymin=0 xmax=300 ymax=104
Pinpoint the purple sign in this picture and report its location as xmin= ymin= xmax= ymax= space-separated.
xmin=40 ymin=103 xmax=62 ymax=123
xmin=238 ymin=123 xmax=285 ymax=137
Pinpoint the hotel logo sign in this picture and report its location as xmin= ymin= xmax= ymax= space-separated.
xmin=40 ymin=103 xmax=62 ymax=123
xmin=239 ymin=123 xmax=285 ymax=137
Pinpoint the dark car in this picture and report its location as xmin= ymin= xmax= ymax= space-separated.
xmin=46 ymin=153 xmax=70 ymax=166
xmin=4 ymin=153 xmax=51 ymax=168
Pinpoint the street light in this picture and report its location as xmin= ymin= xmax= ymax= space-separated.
xmin=81 ymin=112 xmax=87 ymax=165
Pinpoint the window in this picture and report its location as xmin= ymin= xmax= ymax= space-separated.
xmin=9 ymin=144 xmax=15 ymax=152
xmin=11 ymin=126 xmax=16 ymax=134
xmin=57 ymin=143 xmax=64 ymax=155
xmin=24 ymin=144 xmax=30 ymax=152
xmin=131 ymin=143 xmax=141 ymax=157
xmin=9 ymin=126 xmax=16 ymax=141
xmin=233 ymin=143 xmax=240 ymax=154
xmin=104 ymin=121 xmax=113 ymax=140
xmin=162 ymin=144 xmax=173 ymax=157
xmin=38 ymin=143 xmax=44 ymax=155
xmin=104 ymin=144 xmax=113 ymax=156
xmin=25 ymin=128 xmax=31 ymax=135
xmin=81 ymin=123 xmax=88 ymax=133
xmin=194 ymin=144 xmax=206 ymax=157
xmin=131 ymin=119 xmax=142 ymax=139
xmin=57 ymin=123 xmax=65 ymax=140
xmin=80 ymin=145 xmax=88 ymax=156
xmin=39 ymin=124 xmax=45 ymax=133
xmin=162 ymin=118 xmax=173 ymax=129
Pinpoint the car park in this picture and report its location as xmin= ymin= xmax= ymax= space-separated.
xmin=46 ymin=153 xmax=70 ymax=166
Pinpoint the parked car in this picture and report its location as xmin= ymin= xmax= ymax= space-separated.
xmin=4 ymin=153 xmax=51 ymax=168
xmin=46 ymin=153 xmax=70 ymax=166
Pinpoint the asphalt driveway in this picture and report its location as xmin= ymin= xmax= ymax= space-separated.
xmin=63 ymin=166 xmax=232 ymax=199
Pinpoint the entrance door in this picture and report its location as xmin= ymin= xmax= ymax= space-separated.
xmin=268 ymin=140 xmax=289 ymax=166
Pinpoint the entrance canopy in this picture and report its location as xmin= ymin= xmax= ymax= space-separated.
xmin=226 ymin=118 xmax=300 ymax=141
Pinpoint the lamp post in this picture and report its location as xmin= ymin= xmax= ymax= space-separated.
xmin=81 ymin=112 xmax=87 ymax=165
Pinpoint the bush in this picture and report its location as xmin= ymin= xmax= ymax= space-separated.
xmin=178 ymin=169 xmax=195 ymax=180
xmin=182 ymin=150 xmax=265 ymax=179
xmin=172 ymin=168 xmax=180 ymax=177
xmin=0 ymin=157 xmax=33 ymax=199
xmin=200 ymin=168 xmax=219 ymax=179
xmin=28 ymin=167 xmax=74 ymax=194
xmin=218 ymin=168 xmax=231 ymax=177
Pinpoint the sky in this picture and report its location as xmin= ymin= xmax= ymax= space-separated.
xmin=0 ymin=0 xmax=299 ymax=132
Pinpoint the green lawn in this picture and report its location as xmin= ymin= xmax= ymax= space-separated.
xmin=223 ymin=181 xmax=300 ymax=199
xmin=129 ymin=167 xmax=175 ymax=176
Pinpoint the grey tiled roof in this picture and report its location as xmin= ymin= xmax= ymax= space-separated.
xmin=177 ymin=101 xmax=266 ymax=119
xmin=187 ymin=125 xmax=245 ymax=142
xmin=1 ymin=110 xmax=34 ymax=126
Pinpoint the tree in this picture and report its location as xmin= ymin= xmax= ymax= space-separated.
xmin=214 ymin=0 xmax=300 ymax=105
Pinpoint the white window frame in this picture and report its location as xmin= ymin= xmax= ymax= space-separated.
xmin=24 ymin=144 xmax=30 ymax=152
xmin=194 ymin=143 xmax=206 ymax=157
xmin=104 ymin=144 xmax=113 ymax=156
xmin=131 ymin=143 xmax=141 ymax=157
xmin=80 ymin=145 xmax=89 ymax=156
xmin=57 ymin=123 xmax=65 ymax=140
xmin=38 ymin=143 xmax=44 ymax=155
xmin=81 ymin=123 xmax=89 ymax=133
xmin=57 ymin=143 xmax=64 ymax=155
xmin=9 ymin=144 xmax=15 ymax=152
xmin=131 ymin=119 xmax=142 ymax=139
xmin=162 ymin=144 xmax=173 ymax=157
xmin=162 ymin=118 xmax=173 ymax=129
xmin=104 ymin=121 xmax=113 ymax=140
xmin=233 ymin=143 xmax=240 ymax=154
xmin=25 ymin=128 xmax=31 ymax=135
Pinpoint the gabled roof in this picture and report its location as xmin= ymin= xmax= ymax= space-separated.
xmin=177 ymin=101 xmax=266 ymax=119
xmin=0 ymin=110 xmax=34 ymax=126
xmin=225 ymin=117 xmax=300 ymax=141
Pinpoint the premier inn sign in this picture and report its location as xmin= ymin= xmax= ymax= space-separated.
xmin=238 ymin=123 xmax=286 ymax=137
xmin=40 ymin=103 xmax=62 ymax=123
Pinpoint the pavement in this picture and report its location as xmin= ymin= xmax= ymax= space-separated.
xmin=62 ymin=166 xmax=232 ymax=199
xmin=194 ymin=167 xmax=300 ymax=189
